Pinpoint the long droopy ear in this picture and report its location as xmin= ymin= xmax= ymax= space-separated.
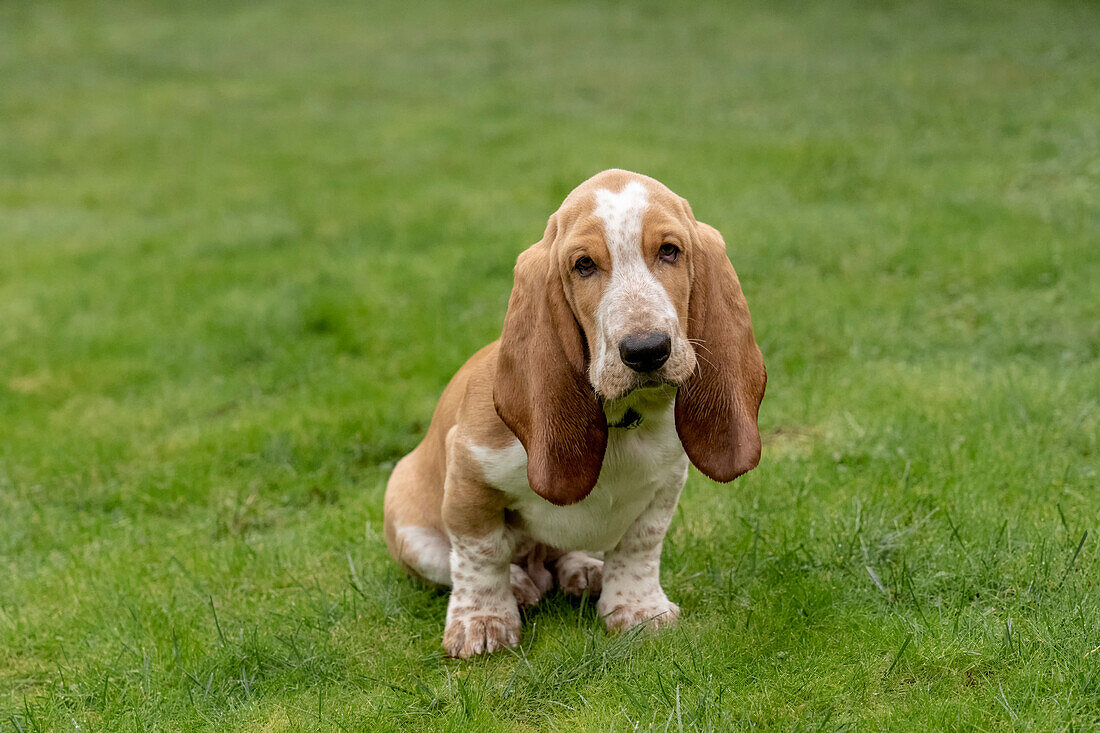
xmin=494 ymin=217 xmax=608 ymax=506
xmin=675 ymin=221 xmax=767 ymax=482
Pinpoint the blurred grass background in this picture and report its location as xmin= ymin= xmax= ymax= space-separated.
xmin=1 ymin=1 xmax=1098 ymax=730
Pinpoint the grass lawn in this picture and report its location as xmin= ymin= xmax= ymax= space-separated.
xmin=2 ymin=0 xmax=1098 ymax=729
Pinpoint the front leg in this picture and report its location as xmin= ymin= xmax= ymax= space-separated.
xmin=443 ymin=530 xmax=520 ymax=657
xmin=441 ymin=450 xmax=520 ymax=658
xmin=597 ymin=465 xmax=687 ymax=633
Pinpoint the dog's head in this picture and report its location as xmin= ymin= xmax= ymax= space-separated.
xmin=494 ymin=169 xmax=766 ymax=505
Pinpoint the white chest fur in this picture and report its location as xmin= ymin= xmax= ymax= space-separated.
xmin=468 ymin=399 xmax=689 ymax=552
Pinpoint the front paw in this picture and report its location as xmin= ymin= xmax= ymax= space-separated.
xmin=443 ymin=604 xmax=521 ymax=658
xmin=600 ymin=596 xmax=680 ymax=633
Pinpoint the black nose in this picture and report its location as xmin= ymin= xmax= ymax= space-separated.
xmin=619 ymin=332 xmax=671 ymax=373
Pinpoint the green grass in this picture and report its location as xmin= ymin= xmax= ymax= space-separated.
xmin=1 ymin=0 xmax=1098 ymax=729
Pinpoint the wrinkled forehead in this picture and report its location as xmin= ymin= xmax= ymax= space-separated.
xmin=555 ymin=170 xmax=688 ymax=241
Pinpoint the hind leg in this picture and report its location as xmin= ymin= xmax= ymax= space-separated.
xmin=552 ymin=551 xmax=604 ymax=597
xmin=384 ymin=449 xmax=453 ymax=586
xmin=390 ymin=523 xmax=544 ymax=610
xmin=386 ymin=452 xmax=546 ymax=612
xmin=509 ymin=543 xmax=554 ymax=608
xmin=385 ymin=444 xmax=548 ymax=650
xmin=509 ymin=564 xmax=544 ymax=608
xmin=392 ymin=525 xmax=453 ymax=586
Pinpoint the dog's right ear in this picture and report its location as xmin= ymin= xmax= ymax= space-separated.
xmin=494 ymin=216 xmax=607 ymax=506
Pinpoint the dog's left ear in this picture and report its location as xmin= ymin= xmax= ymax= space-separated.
xmin=676 ymin=219 xmax=767 ymax=482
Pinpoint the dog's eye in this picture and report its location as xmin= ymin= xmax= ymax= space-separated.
xmin=574 ymin=256 xmax=597 ymax=277
xmin=658 ymin=243 xmax=680 ymax=263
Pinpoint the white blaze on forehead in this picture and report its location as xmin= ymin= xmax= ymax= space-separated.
xmin=592 ymin=179 xmax=674 ymax=319
xmin=594 ymin=181 xmax=649 ymax=268
xmin=589 ymin=179 xmax=680 ymax=397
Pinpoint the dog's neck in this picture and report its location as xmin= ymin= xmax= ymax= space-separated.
xmin=602 ymin=384 xmax=677 ymax=430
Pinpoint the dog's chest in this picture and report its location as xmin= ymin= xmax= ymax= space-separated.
xmin=470 ymin=416 xmax=687 ymax=552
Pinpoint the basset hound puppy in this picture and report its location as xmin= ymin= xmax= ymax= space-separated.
xmin=384 ymin=169 xmax=766 ymax=658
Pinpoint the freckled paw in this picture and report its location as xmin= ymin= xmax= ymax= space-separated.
xmin=555 ymin=552 xmax=603 ymax=597
xmin=601 ymin=599 xmax=680 ymax=633
xmin=443 ymin=611 xmax=521 ymax=658
xmin=510 ymin=564 xmax=544 ymax=609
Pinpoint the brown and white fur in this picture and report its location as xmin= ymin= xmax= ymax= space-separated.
xmin=384 ymin=169 xmax=766 ymax=658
